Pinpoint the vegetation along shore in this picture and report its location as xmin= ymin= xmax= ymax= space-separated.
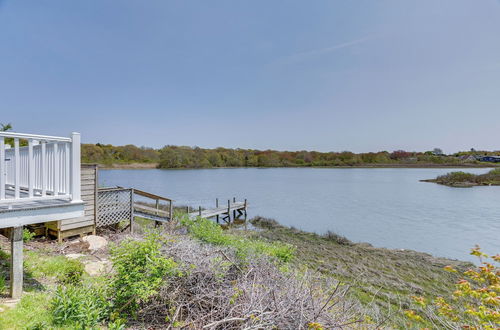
xmin=422 ymin=168 xmax=500 ymax=187
xmin=1 ymin=214 xmax=497 ymax=329
xmin=82 ymin=143 xmax=500 ymax=169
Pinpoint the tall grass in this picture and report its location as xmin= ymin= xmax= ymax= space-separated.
xmin=180 ymin=215 xmax=295 ymax=263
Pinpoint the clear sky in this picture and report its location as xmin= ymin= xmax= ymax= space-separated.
xmin=1 ymin=1 xmax=499 ymax=153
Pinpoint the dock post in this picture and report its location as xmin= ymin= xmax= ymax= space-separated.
xmin=10 ymin=226 xmax=23 ymax=299
xmin=227 ymin=199 xmax=231 ymax=222
xmin=232 ymin=197 xmax=236 ymax=219
xmin=169 ymin=201 xmax=174 ymax=222
xmin=216 ymin=198 xmax=219 ymax=223
xmin=244 ymin=199 xmax=247 ymax=218
xmin=198 ymin=206 xmax=202 ymax=217
xmin=155 ymin=199 xmax=160 ymax=227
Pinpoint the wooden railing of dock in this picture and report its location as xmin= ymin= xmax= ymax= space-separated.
xmin=188 ymin=197 xmax=248 ymax=223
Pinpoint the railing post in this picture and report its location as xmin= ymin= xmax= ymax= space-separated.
xmin=0 ymin=137 xmax=4 ymax=200
xmin=28 ymin=139 xmax=34 ymax=198
xmin=14 ymin=138 xmax=20 ymax=199
xmin=70 ymin=132 xmax=81 ymax=202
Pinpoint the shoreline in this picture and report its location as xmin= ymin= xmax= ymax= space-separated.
xmin=98 ymin=163 xmax=497 ymax=170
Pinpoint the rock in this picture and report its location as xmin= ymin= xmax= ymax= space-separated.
xmin=65 ymin=253 xmax=86 ymax=259
xmin=82 ymin=235 xmax=108 ymax=251
xmin=84 ymin=261 xmax=110 ymax=276
xmin=1 ymin=299 xmax=20 ymax=310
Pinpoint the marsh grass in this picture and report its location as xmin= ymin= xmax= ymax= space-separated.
xmin=235 ymin=217 xmax=471 ymax=327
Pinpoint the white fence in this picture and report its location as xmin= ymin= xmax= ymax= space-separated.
xmin=0 ymin=132 xmax=81 ymax=204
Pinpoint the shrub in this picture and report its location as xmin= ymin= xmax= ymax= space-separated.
xmin=137 ymin=233 xmax=361 ymax=329
xmin=405 ymin=246 xmax=500 ymax=328
xmin=323 ymin=230 xmax=353 ymax=246
xmin=109 ymin=231 xmax=179 ymax=314
xmin=0 ymin=274 xmax=5 ymax=293
xmin=436 ymin=171 xmax=477 ymax=184
xmin=51 ymin=284 xmax=109 ymax=329
xmin=23 ymin=228 xmax=35 ymax=243
xmin=56 ymin=259 xmax=84 ymax=285
xmin=250 ymin=216 xmax=281 ymax=229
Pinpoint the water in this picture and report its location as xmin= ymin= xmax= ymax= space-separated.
xmin=99 ymin=168 xmax=500 ymax=262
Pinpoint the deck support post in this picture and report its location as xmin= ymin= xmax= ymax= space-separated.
xmin=10 ymin=226 xmax=23 ymax=299
xmin=227 ymin=200 xmax=231 ymax=222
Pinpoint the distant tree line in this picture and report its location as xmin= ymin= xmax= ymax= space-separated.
xmin=81 ymin=144 xmax=472 ymax=168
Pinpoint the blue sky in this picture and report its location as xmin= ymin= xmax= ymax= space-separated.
xmin=1 ymin=0 xmax=499 ymax=153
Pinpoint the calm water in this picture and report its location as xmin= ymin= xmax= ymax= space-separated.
xmin=99 ymin=168 xmax=500 ymax=262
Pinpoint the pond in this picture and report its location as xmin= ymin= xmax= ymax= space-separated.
xmin=99 ymin=168 xmax=500 ymax=262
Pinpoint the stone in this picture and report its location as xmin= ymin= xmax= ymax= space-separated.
xmin=84 ymin=261 xmax=109 ymax=276
xmin=82 ymin=235 xmax=108 ymax=251
xmin=65 ymin=253 xmax=86 ymax=260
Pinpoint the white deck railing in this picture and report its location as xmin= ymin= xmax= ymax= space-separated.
xmin=0 ymin=132 xmax=81 ymax=204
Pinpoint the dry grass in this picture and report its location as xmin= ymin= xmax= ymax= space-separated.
xmin=233 ymin=217 xmax=472 ymax=327
xmin=131 ymin=231 xmax=367 ymax=329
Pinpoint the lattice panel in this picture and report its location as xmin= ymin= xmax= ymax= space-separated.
xmin=97 ymin=188 xmax=132 ymax=227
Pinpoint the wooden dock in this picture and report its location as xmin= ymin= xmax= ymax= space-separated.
xmin=188 ymin=198 xmax=248 ymax=223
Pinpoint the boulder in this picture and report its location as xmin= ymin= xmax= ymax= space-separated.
xmin=82 ymin=235 xmax=108 ymax=251
xmin=84 ymin=260 xmax=111 ymax=276
xmin=65 ymin=253 xmax=86 ymax=260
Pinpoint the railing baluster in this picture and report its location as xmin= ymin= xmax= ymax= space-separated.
xmin=0 ymin=137 xmax=4 ymax=200
xmin=14 ymin=138 xmax=20 ymax=199
xmin=41 ymin=141 xmax=46 ymax=197
xmin=65 ymin=143 xmax=70 ymax=194
xmin=53 ymin=142 xmax=59 ymax=196
xmin=28 ymin=139 xmax=34 ymax=198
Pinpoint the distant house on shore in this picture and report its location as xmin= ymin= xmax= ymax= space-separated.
xmin=478 ymin=156 xmax=500 ymax=163
xmin=459 ymin=155 xmax=477 ymax=163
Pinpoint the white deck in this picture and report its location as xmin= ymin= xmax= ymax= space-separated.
xmin=0 ymin=191 xmax=84 ymax=228
xmin=0 ymin=131 xmax=84 ymax=229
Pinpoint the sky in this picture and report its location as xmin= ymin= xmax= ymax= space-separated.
xmin=1 ymin=0 xmax=500 ymax=153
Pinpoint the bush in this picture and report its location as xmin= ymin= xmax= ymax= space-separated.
xmin=436 ymin=171 xmax=477 ymax=184
xmin=56 ymin=259 xmax=84 ymax=285
xmin=23 ymin=228 xmax=35 ymax=243
xmin=405 ymin=246 xmax=500 ymax=328
xmin=137 ymin=233 xmax=361 ymax=329
xmin=109 ymin=231 xmax=180 ymax=314
xmin=51 ymin=284 xmax=109 ymax=329
xmin=323 ymin=230 xmax=353 ymax=246
xmin=250 ymin=216 xmax=281 ymax=229
xmin=0 ymin=275 xmax=5 ymax=294
xmin=181 ymin=216 xmax=295 ymax=263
